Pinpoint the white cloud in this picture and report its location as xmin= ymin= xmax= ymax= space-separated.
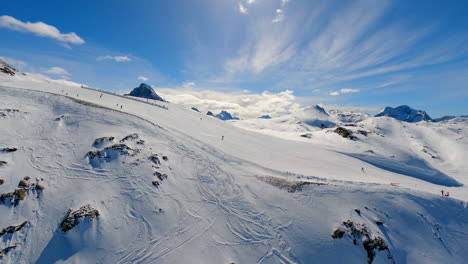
xmin=0 ymin=15 xmax=84 ymax=45
xmin=272 ymin=9 xmax=285 ymax=23
xmin=138 ymin=76 xmax=149 ymax=81
xmin=246 ymin=0 xmax=256 ymax=4
xmin=45 ymin=67 xmax=70 ymax=76
xmin=239 ymin=3 xmax=248 ymax=14
xmin=97 ymin=55 xmax=131 ymax=62
xmin=156 ymin=88 xmax=301 ymax=119
xmin=340 ymin=88 xmax=360 ymax=94
xmin=182 ymin=81 xmax=196 ymax=89
xmin=329 ymin=88 xmax=360 ymax=96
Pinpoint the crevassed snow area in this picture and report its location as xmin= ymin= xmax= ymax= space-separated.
xmin=0 ymin=74 xmax=468 ymax=263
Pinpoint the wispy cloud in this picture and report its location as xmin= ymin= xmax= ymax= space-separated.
xmin=239 ymin=3 xmax=248 ymax=14
xmin=97 ymin=55 xmax=131 ymax=62
xmin=43 ymin=66 xmax=71 ymax=79
xmin=182 ymin=81 xmax=196 ymax=89
xmin=330 ymin=88 xmax=360 ymax=96
xmin=0 ymin=15 xmax=84 ymax=45
xmin=272 ymin=9 xmax=285 ymax=23
xmin=137 ymin=76 xmax=149 ymax=81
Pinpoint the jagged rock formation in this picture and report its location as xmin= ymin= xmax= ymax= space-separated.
xmin=60 ymin=204 xmax=100 ymax=232
xmin=125 ymin=83 xmax=166 ymax=102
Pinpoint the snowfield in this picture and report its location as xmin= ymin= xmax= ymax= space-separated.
xmin=1 ymin=71 xmax=468 ymax=264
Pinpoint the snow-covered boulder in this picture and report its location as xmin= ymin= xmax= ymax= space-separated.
xmin=375 ymin=105 xmax=431 ymax=122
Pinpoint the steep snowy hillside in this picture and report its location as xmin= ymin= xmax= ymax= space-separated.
xmin=1 ymin=68 xmax=468 ymax=263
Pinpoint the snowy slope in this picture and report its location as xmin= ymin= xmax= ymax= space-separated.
xmin=1 ymin=70 xmax=468 ymax=263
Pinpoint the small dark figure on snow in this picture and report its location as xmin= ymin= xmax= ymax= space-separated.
xmin=441 ymin=190 xmax=444 ymax=196
xmin=100 ymin=93 xmax=103 ymax=98
xmin=120 ymin=105 xmax=123 ymax=109
xmin=361 ymin=167 xmax=366 ymax=173
xmin=222 ymin=136 xmax=224 ymax=140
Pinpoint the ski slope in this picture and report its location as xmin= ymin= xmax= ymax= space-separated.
xmin=1 ymin=72 xmax=468 ymax=263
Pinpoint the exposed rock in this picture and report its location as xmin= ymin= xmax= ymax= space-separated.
xmin=257 ymin=175 xmax=326 ymax=193
xmin=0 ymin=189 xmax=27 ymax=206
xmin=191 ymin=107 xmax=200 ymax=112
xmin=0 ymin=179 xmax=3 ymax=185
xmin=0 ymin=59 xmax=18 ymax=76
xmin=0 ymin=161 xmax=7 ymax=166
xmin=152 ymin=180 xmax=160 ymax=186
xmin=149 ymin=154 xmax=160 ymax=165
xmin=92 ymin=136 xmax=115 ymax=148
xmin=154 ymin=171 xmax=168 ymax=181
xmin=331 ymin=227 xmax=346 ymax=239
xmin=120 ymin=133 xmax=139 ymax=143
xmin=258 ymin=115 xmax=272 ymax=119
xmin=0 ymin=148 xmax=17 ymax=153
xmin=125 ymin=83 xmax=166 ymax=102
xmin=331 ymin=220 xmax=394 ymax=264
xmin=60 ymin=204 xmax=100 ymax=232
xmin=0 ymin=221 xmax=28 ymax=236
xmin=0 ymin=244 xmax=18 ymax=258
xmin=334 ymin=127 xmax=357 ymax=140
xmin=162 ymin=156 xmax=168 ymax=161
xmin=206 ymin=111 xmax=214 ymax=117
xmin=18 ymin=180 xmax=29 ymax=188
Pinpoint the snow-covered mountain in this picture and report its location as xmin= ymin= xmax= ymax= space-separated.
xmin=327 ymin=108 xmax=371 ymax=123
xmin=215 ymin=110 xmax=239 ymax=120
xmin=375 ymin=105 xmax=432 ymax=122
xmin=1 ymin=62 xmax=468 ymax=264
xmin=126 ymin=83 xmax=166 ymax=102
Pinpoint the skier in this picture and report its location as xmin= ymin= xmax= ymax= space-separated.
xmin=361 ymin=167 xmax=366 ymax=173
xmin=222 ymin=136 xmax=224 ymax=140
xmin=441 ymin=190 xmax=444 ymax=196
xmin=120 ymin=105 xmax=123 ymax=109
xmin=100 ymin=93 xmax=103 ymax=98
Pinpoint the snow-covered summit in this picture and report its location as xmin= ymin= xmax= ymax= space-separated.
xmin=326 ymin=108 xmax=371 ymax=123
xmin=375 ymin=105 xmax=432 ymax=122
xmin=215 ymin=110 xmax=239 ymax=120
xmin=126 ymin=83 xmax=166 ymax=102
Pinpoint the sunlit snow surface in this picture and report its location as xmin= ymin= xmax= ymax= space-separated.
xmin=1 ymin=72 xmax=468 ymax=264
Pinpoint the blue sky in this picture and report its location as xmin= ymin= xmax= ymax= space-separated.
xmin=1 ymin=0 xmax=468 ymax=117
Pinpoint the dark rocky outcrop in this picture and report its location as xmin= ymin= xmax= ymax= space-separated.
xmin=125 ymin=83 xmax=166 ymax=102
xmin=334 ymin=127 xmax=357 ymax=140
xmin=331 ymin=220 xmax=394 ymax=264
xmin=0 ymin=221 xmax=28 ymax=236
xmin=191 ymin=107 xmax=200 ymax=112
xmin=258 ymin=115 xmax=272 ymax=119
xmin=92 ymin=137 xmax=115 ymax=148
xmin=0 ymin=148 xmax=17 ymax=153
xmin=60 ymin=204 xmax=100 ymax=232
